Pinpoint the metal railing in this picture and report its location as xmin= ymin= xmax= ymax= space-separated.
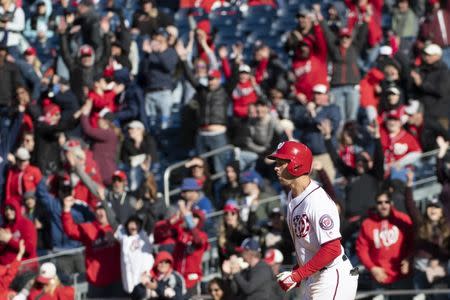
xmin=163 ymin=144 xmax=235 ymax=206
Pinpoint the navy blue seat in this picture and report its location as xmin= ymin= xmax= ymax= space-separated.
xmin=245 ymin=5 xmax=276 ymax=17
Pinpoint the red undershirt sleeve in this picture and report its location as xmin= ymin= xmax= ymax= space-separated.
xmin=292 ymin=238 xmax=342 ymax=282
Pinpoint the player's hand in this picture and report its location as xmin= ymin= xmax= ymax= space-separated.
xmin=370 ymin=266 xmax=388 ymax=283
xmin=276 ymin=271 xmax=300 ymax=292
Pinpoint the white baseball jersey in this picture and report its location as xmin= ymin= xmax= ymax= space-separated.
xmin=286 ymin=180 xmax=343 ymax=268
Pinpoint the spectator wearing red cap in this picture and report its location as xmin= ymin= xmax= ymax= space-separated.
xmin=172 ymin=206 xmax=209 ymax=296
xmin=218 ymin=200 xmax=250 ymax=263
xmin=0 ymin=200 xmax=37 ymax=267
xmin=292 ymin=14 xmax=328 ymax=103
xmin=380 ymin=111 xmax=422 ymax=168
xmin=178 ymin=44 xmax=230 ymax=175
xmin=61 ymin=194 xmax=122 ymax=297
xmin=321 ymin=16 xmax=368 ymax=122
xmin=230 ymin=64 xmax=261 ymax=119
xmin=5 ymin=147 xmax=42 ymax=206
xmin=27 ymin=262 xmax=75 ymax=300
xmin=80 ymin=100 xmax=120 ymax=186
xmin=264 ymin=248 xmax=285 ymax=299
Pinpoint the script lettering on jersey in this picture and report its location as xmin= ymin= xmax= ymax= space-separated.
xmin=293 ymin=213 xmax=310 ymax=238
xmin=373 ymin=225 xmax=400 ymax=248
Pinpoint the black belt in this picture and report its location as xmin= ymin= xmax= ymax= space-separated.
xmin=319 ymin=254 xmax=348 ymax=272
xmin=318 ymin=255 xmax=359 ymax=276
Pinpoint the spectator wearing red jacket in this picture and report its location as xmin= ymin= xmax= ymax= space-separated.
xmin=380 ymin=112 xmax=422 ymax=168
xmin=0 ymin=239 xmax=25 ymax=299
xmin=5 ymin=147 xmax=42 ymax=206
xmin=359 ymin=67 xmax=385 ymax=122
xmin=231 ymin=65 xmax=261 ymax=119
xmin=27 ymin=262 xmax=75 ymax=300
xmin=61 ymin=197 xmax=122 ymax=298
xmin=292 ymin=21 xmax=328 ymax=103
xmin=0 ymin=200 xmax=37 ymax=267
xmin=356 ymin=191 xmax=414 ymax=294
xmin=172 ymin=207 xmax=209 ymax=297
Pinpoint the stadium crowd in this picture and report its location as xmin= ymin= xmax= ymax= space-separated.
xmin=0 ymin=0 xmax=449 ymax=299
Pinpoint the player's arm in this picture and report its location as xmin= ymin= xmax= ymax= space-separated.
xmin=277 ymin=239 xmax=341 ymax=291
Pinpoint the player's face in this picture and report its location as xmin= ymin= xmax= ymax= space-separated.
xmin=274 ymin=159 xmax=292 ymax=185
xmin=376 ymin=195 xmax=392 ymax=218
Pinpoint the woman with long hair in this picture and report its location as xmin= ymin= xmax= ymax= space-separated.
xmin=217 ymin=200 xmax=250 ymax=263
xmin=27 ymin=262 xmax=74 ymax=299
xmin=405 ymin=171 xmax=450 ymax=297
xmin=207 ymin=277 xmax=232 ymax=300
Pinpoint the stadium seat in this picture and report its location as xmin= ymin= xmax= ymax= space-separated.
xmin=245 ymin=5 xmax=276 ymax=17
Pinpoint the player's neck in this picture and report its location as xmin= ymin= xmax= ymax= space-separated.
xmin=290 ymin=176 xmax=311 ymax=198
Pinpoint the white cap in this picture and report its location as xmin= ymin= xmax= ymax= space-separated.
xmin=405 ymin=100 xmax=421 ymax=115
xmin=99 ymin=107 xmax=111 ymax=118
xmin=15 ymin=147 xmax=30 ymax=161
xmin=379 ymin=45 xmax=393 ymax=56
xmin=424 ymin=44 xmax=443 ymax=56
xmin=127 ymin=120 xmax=145 ymax=130
xmin=312 ymin=84 xmax=328 ymax=94
xmin=36 ymin=262 xmax=57 ymax=284
xmin=264 ymin=248 xmax=284 ymax=265
xmin=238 ymin=64 xmax=251 ymax=73
xmin=387 ymin=86 xmax=401 ymax=95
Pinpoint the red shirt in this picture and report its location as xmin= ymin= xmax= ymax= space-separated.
xmin=88 ymin=90 xmax=117 ymax=127
xmin=62 ymin=212 xmax=121 ymax=286
xmin=356 ymin=208 xmax=413 ymax=284
xmin=27 ymin=285 xmax=75 ymax=300
xmin=232 ymin=80 xmax=258 ymax=118
xmin=380 ymin=128 xmax=422 ymax=165
xmin=5 ymin=164 xmax=42 ymax=206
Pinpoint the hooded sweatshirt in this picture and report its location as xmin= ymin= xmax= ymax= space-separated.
xmin=356 ymin=207 xmax=413 ymax=284
xmin=0 ymin=259 xmax=20 ymax=298
xmin=359 ymin=68 xmax=384 ymax=109
xmin=172 ymin=210 xmax=209 ymax=289
xmin=232 ymin=80 xmax=258 ymax=118
xmin=5 ymin=163 xmax=42 ymax=206
xmin=148 ymin=251 xmax=185 ymax=300
xmin=61 ymin=211 xmax=121 ymax=286
xmin=0 ymin=201 xmax=37 ymax=265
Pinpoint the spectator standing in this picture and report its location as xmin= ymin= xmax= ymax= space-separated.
xmin=0 ymin=0 xmax=25 ymax=58
xmin=284 ymin=9 xmax=314 ymax=55
xmin=0 ymin=44 xmax=23 ymax=109
xmin=321 ymin=19 xmax=368 ymax=122
xmin=14 ymin=48 xmax=42 ymax=102
xmin=356 ymin=191 xmax=414 ymax=298
xmin=27 ymin=262 xmax=75 ymax=300
xmin=74 ymin=0 xmax=102 ymax=51
xmin=291 ymin=84 xmax=341 ymax=181
xmin=0 ymin=239 xmax=25 ymax=299
xmin=62 ymin=196 xmax=122 ymax=297
xmin=0 ymin=201 xmax=37 ymax=267
xmin=140 ymin=28 xmax=178 ymax=130
xmin=24 ymin=0 xmax=54 ymax=43
xmin=131 ymin=0 xmax=173 ymax=37
xmin=230 ymin=65 xmax=261 ymax=120
xmin=23 ymin=191 xmax=52 ymax=255
xmin=391 ymin=0 xmax=419 ymax=49
xmin=410 ymin=43 xmax=450 ymax=130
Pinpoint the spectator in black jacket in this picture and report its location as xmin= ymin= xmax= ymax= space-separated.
xmin=321 ymin=19 xmax=368 ymax=122
xmin=0 ymin=44 xmax=23 ymax=108
xmin=74 ymin=0 xmax=102 ymax=51
xmin=140 ymin=28 xmax=178 ymax=130
xmin=410 ymin=43 xmax=450 ymax=130
xmin=131 ymin=0 xmax=173 ymax=37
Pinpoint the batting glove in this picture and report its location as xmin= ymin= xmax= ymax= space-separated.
xmin=276 ymin=271 xmax=301 ymax=292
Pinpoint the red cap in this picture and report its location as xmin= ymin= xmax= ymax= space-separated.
xmin=42 ymin=99 xmax=61 ymax=117
xmin=386 ymin=111 xmax=401 ymax=120
xmin=112 ymin=170 xmax=127 ymax=181
xmin=339 ymin=28 xmax=352 ymax=37
xmin=80 ymin=45 xmax=94 ymax=57
xmin=103 ymin=66 xmax=114 ymax=78
xmin=208 ymin=69 xmax=221 ymax=79
xmin=197 ymin=19 xmax=211 ymax=35
xmin=24 ymin=47 xmax=37 ymax=56
xmin=264 ymin=249 xmax=284 ymax=265
xmin=223 ymin=203 xmax=239 ymax=213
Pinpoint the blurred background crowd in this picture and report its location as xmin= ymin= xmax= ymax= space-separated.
xmin=0 ymin=0 xmax=449 ymax=299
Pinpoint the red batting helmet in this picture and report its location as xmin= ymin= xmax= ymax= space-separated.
xmin=267 ymin=141 xmax=313 ymax=177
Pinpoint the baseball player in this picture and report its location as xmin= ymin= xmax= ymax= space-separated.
xmin=267 ymin=141 xmax=358 ymax=299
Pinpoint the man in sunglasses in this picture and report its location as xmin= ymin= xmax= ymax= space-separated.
xmin=356 ymin=191 xmax=413 ymax=298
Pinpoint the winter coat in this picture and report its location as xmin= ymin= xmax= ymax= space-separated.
xmin=35 ymin=180 xmax=94 ymax=251
xmin=61 ymin=212 xmax=121 ymax=286
xmin=80 ymin=115 xmax=118 ymax=186
xmin=120 ymin=134 xmax=159 ymax=168
xmin=0 ymin=61 xmax=23 ymax=107
xmin=236 ymin=115 xmax=281 ymax=155
xmin=380 ymin=128 xmax=422 ymax=166
xmin=356 ymin=207 xmax=413 ymax=284
xmin=232 ymin=80 xmax=259 ymax=118
xmin=136 ymin=197 xmax=166 ymax=235
xmin=105 ymin=190 xmax=137 ymax=225
xmin=392 ymin=8 xmax=418 ymax=38
xmin=140 ymin=47 xmax=178 ymax=91
xmin=0 ymin=111 xmax=23 ymax=192
xmin=5 ymin=164 xmax=42 ymax=205
xmin=0 ymin=201 xmax=37 ymax=265
xmin=115 ymin=225 xmax=154 ymax=294
xmin=359 ymin=68 xmax=384 ymax=109
xmin=0 ymin=259 xmax=20 ymax=298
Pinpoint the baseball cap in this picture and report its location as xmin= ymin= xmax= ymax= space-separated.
xmin=79 ymin=45 xmax=94 ymax=57
xmin=379 ymin=45 xmax=393 ymax=56
xmin=238 ymin=238 xmax=261 ymax=252
xmin=223 ymin=199 xmax=239 ymax=213
xmin=180 ymin=178 xmax=202 ymax=192
xmin=423 ymin=44 xmax=442 ymax=56
xmin=24 ymin=47 xmax=37 ymax=56
xmin=386 ymin=111 xmax=401 ymax=120
xmin=386 ymin=86 xmax=400 ymax=95
xmin=36 ymin=262 xmax=57 ymax=284
xmin=239 ymin=64 xmax=251 ymax=74
xmin=426 ymin=197 xmax=443 ymax=208
xmin=312 ymin=84 xmax=328 ymax=94
xmin=15 ymin=147 xmax=30 ymax=161
xmin=296 ymin=8 xmax=310 ymax=17
xmin=153 ymin=27 xmax=169 ymax=39
xmin=240 ymin=170 xmax=263 ymax=187
xmin=127 ymin=120 xmax=145 ymax=130
xmin=264 ymin=248 xmax=284 ymax=265
xmin=270 ymin=206 xmax=282 ymax=217
xmin=339 ymin=28 xmax=352 ymax=37
xmin=112 ymin=170 xmax=127 ymax=181
xmin=208 ymin=69 xmax=221 ymax=79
